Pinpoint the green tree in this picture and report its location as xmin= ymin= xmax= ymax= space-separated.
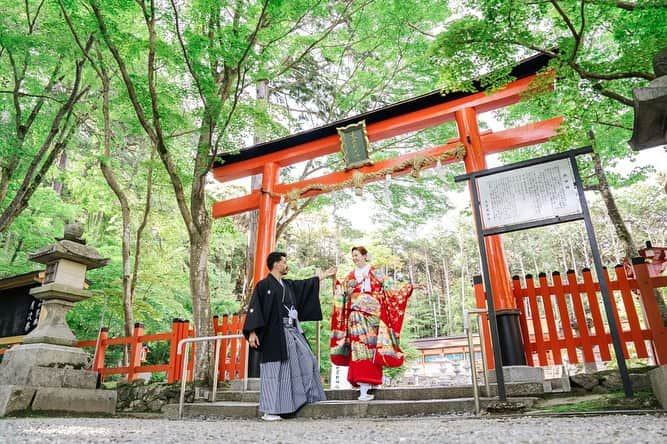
xmin=0 ymin=1 xmax=92 ymax=233
xmin=79 ymin=0 xmax=434 ymax=381
xmin=429 ymin=0 xmax=667 ymax=258
xmin=240 ymin=0 xmax=454 ymax=301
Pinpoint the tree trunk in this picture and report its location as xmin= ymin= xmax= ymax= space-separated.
xmin=243 ymin=175 xmax=262 ymax=304
xmin=9 ymin=237 xmax=23 ymax=264
xmin=130 ymin=147 xmax=154 ymax=300
xmin=188 ymin=113 xmax=216 ymax=382
xmin=440 ymin=249 xmax=452 ymax=336
xmin=243 ymin=79 xmax=269 ymax=304
xmin=89 ymin=0 xmax=220 ymax=382
xmin=189 ymin=227 xmax=213 ymax=382
xmin=591 ymin=150 xmax=637 ymax=259
xmin=531 ymin=249 xmax=539 ymax=276
xmin=518 ymin=254 xmax=526 ymax=285
xmin=52 ymin=150 xmax=68 ymax=195
xmin=559 ymin=236 xmax=568 ymax=271
xmin=423 ymin=249 xmax=437 ymax=336
xmin=0 ymin=61 xmax=61 ymax=207
xmin=606 ymin=221 xmax=621 ymax=264
xmin=567 ymin=235 xmax=578 ymax=271
xmin=458 ymin=230 xmax=466 ymax=334
xmin=97 ymin=63 xmax=135 ymax=363
xmin=591 ymin=149 xmax=667 ymax=322
xmin=579 ymin=227 xmax=592 ymax=269
xmin=2 ymin=231 xmax=11 ymax=257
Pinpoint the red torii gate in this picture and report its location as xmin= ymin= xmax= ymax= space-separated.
xmin=211 ymin=53 xmax=562 ymax=363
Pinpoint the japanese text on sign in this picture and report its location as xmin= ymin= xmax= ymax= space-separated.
xmin=477 ymin=158 xmax=582 ymax=230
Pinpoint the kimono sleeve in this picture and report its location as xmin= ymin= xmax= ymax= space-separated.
xmin=289 ymin=276 xmax=322 ymax=322
xmin=242 ymin=284 xmax=266 ymax=339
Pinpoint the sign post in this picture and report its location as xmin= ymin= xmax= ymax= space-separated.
xmin=456 ymin=147 xmax=633 ymax=399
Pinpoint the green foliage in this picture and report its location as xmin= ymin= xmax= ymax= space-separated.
xmin=539 ymin=389 xmax=660 ymax=413
xmin=430 ymin=0 xmax=667 ymax=185
xmin=0 ymin=187 xmax=76 ymax=276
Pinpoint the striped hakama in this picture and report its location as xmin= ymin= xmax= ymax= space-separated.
xmin=259 ymin=319 xmax=326 ymax=415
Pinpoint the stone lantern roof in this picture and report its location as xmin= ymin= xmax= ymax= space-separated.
xmin=28 ymin=240 xmax=108 ymax=270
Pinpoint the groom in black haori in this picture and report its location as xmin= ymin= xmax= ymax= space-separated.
xmin=243 ymin=251 xmax=336 ymax=421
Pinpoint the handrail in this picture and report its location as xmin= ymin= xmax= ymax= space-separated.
xmin=464 ymin=308 xmax=489 ymax=415
xmin=177 ymin=334 xmax=247 ymax=419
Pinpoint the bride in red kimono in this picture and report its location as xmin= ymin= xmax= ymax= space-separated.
xmin=330 ymin=246 xmax=414 ymax=401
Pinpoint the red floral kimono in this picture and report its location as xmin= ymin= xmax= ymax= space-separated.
xmin=330 ymin=266 xmax=413 ymax=386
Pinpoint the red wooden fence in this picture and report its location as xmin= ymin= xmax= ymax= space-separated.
xmin=475 ymin=258 xmax=667 ymax=370
xmin=77 ymin=314 xmax=247 ymax=383
xmin=212 ymin=314 xmax=247 ymax=381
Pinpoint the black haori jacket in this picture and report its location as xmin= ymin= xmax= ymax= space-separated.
xmin=242 ymin=274 xmax=322 ymax=363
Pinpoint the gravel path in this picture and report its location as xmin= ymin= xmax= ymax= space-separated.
xmin=0 ymin=414 xmax=665 ymax=443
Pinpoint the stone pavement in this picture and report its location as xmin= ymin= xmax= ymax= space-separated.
xmin=0 ymin=413 xmax=664 ymax=443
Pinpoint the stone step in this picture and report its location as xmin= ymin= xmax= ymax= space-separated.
xmin=214 ymin=383 xmax=543 ymax=403
xmin=214 ymin=386 xmax=473 ymax=402
xmin=163 ymin=396 xmax=538 ymax=420
xmin=0 ymin=385 xmax=117 ymax=416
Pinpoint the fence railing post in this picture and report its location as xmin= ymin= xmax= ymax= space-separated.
xmin=615 ymin=264 xmax=648 ymax=358
xmin=178 ymin=320 xmax=187 ymax=382
xmin=473 ymin=275 xmax=494 ymax=370
xmin=239 ymin=314 xmax=247 ymax=381
xmin=220 ymin=315 xmax=230 ymax=380
xmin=538 ymin=272 xmax=560 ymax=366
xmin=603 ymin=267 xmax=629 ymax=359
xmin=632 ymin=257 xmax=667 ymax=365
xmin=552 ymin=271 xmax=578 ymax=364
xmin=511 ymin=275 xmax=533 ymax=366
xmin=582 ymin=268 xmax=612 ymax=362
xmin=233 ymin=314 xmax=243 ymax=379
xmin=128 ymin=322 xmax=144 ymax=382
xmin=167 ymin=319 xmax=180 ymax=383
xmin=566 ymin=269 xmax=595 ymax=363
xmin=93 ymin=327 xmax=108 ymax=372
xmin=186 ymin=321 xmax=194 ymax=381
xmin=175 ymin=320 xmax=184 ymax=382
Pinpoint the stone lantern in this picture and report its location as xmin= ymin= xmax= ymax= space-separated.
xmin=629 ymin=47 xmax=667 ymax=151
xmin=0 ymin=223 xmax=115 ymax=416
xmin=22 ymin=223 xmax=107 ymax=347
